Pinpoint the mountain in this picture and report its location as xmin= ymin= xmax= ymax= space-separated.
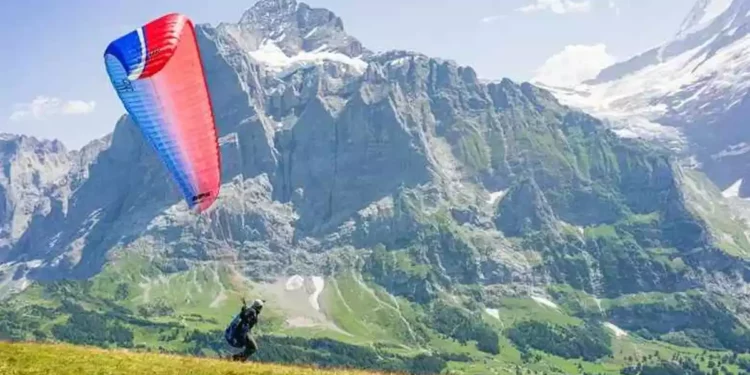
xmin=540 ymin=0 xmax=750 ymax=200
xmin=4 ymin=1 xmax=750 ymax=374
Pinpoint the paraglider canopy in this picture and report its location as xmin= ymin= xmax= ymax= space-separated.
xmin=103 ymin=13 xmax=221 ymax=213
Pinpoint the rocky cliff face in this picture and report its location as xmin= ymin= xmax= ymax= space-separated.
xmin=1 ymin=0 xmax=748 ymax=299
xmin=0 ymin=135 xmax=70 ymax=252
xmin=4 ymin=0 xmax=750 ymax=370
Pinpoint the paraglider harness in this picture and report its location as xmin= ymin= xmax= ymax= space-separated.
xmin=224 ymin=314 xmax=248 ymax=348
xmin=224 ymin=298 xmax=263 ymax=348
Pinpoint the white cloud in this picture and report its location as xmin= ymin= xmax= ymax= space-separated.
xmin=517 ymin=0 xmax=592 ymax=14
xmin=480 ymin=15 xmax=506 ymax=23
xmin=531 ymin=44 xmax=616 ymax=87
xmin=9 ymin=96 xmax=96 ymax=121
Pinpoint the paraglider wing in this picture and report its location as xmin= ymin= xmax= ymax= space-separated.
xmin=103 ymin=13 xmax=221 ymax=212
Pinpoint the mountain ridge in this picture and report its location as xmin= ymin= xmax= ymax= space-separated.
xmin=544 ymin=0 xmax=750 ymax=200
xmin=4 ymin=1 xmax=750 ymax=374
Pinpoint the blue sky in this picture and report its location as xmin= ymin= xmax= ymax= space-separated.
xmin=0 ymin=0 xmax=693 ymax=149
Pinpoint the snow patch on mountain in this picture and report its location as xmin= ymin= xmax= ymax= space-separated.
xmin=487 ymin=190 xmax=507 ymax=205
xmin=702 ymin=0 xmax=734 ymax=21
xmin=548 ymin=35 xmax=714 ymax=112
xmin=532 ymin=0 xmax=750 ymax=203
xmin=722 ymin=179 xmax=745 ymax=198
xmin=285 ymin=274 xmax=305 ymax=290
xmin=538 ymin=80 xmax=688 ymax=149
xmin=485 ymin=308 xmax=500 ymax=320
xmin=248 ymin=41 xmax=368 ymax=77
xmin=309 ymin=276 xmax=325 ymax=311
xmin=677 ymin=0 xmax=734 ymax=37
xmin=603 ymin=322 xmax=628 ymax=337
xmin=541 ymin=7 xmax=750 ymax=150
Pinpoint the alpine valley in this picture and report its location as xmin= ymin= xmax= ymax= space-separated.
xmin=3 ymin=1 xmax=750 ymax=374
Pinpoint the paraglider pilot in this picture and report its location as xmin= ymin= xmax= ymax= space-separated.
xmin=224 ymin=297 xmax=264 ymax=361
